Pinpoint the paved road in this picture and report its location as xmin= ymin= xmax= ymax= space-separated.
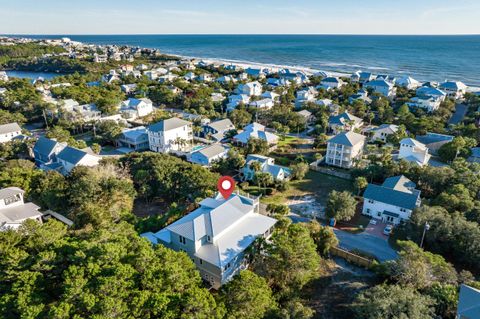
xmin=288 ymin=214 xmax=398 ymax=262
xmin=448 ymin=103 xmax=468 ymax=125
xmin=333 ymin=229 xmax=398 ymax=262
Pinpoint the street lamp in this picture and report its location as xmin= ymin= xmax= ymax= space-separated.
xmin=420 ymin=221 xmax=430 ymax=248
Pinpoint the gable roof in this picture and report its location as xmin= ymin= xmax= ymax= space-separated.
xmin=366 ymin=79 xmax=393 ymax=88
xmin=415 ymin=133 xmax=454 ymax=146
xmin=400 ymin=137 xmax=427 ymax=149
xmin=457 ymin=284 xmax=480 ymax=319
xmin=33 ymin=137 xmax=62 ymax=157
xmin=149 ymin=117 xmax=191 ymax=132
xmin=0 ymin=187 xmax=24 ymax=200
xmin=0 ymin=122 xmax=21 ymax=135
xmin=194 ymin=144 xmax=229 ymax=159
xmin=207 ymin=119 xmax=234 ymax=132
xmin=364 ymin=175 xmax=420 ymax=210
xmin=328 ymin=131 xmax=366 ymax=147
xmin=56 ymin=146 xmax=88 ymax=165
xmin=329 ymin=112 xmax=363 ymax=126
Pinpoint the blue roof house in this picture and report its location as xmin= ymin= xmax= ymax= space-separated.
xmin=362 ymin=175 xmax=421 ymax=225
xmin=241 ymin=154 xmax=291 ymax=182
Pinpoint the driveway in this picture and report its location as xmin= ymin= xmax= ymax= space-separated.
xmin=448 ymin=103 xmax=468 ymax=125
xmin=333 ymin=229 xmax=398 ymax=262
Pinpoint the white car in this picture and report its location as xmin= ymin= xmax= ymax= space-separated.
xmin=383 ymin=225 xmax=393 ymax=236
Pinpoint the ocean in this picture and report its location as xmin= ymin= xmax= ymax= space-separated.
xmin=14 ymin=35 xmax=480 ymax=86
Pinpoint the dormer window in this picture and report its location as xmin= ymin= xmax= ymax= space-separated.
xmin=4 ymin=194 xmax=21 ymax=206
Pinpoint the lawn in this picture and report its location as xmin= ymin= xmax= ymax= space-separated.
xmin=277 ymin=135 xmax=300 ymax=147
xmin=260 ymin=170 xmax=353 ymax=207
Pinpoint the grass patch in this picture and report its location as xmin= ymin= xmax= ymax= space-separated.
xmin=260 ymin=170 xmax=353 ymax=207
xmin=277 ymin=135 xmax=299 ymax=147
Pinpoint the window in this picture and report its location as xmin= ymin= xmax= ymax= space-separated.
xmin=377 ymin=212 xmax=381 ymax=217
xmin=199 ymin=259 xmax=203 ymax=265
xmin=179 ymin=235 xmax=186 ymax=245
xmin=368 ymin=200 xmax=374 ymax=204
xmin=207 ymin=235 xmax=211 ymax=242
xmin=4 ymin=194 xmax=21 ymax=206
xmin=400 ymin=208 xmax=406 ymax=212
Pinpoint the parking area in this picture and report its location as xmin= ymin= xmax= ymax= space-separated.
xmin=363 ymin=219 xmax=391 ymax=240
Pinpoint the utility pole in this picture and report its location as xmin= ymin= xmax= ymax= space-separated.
xmin=420 ymin=221 xmax=430 ymax=248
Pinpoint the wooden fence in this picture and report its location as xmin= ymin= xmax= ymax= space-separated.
xmin=330 ymin=246 xmax=374 ymax=268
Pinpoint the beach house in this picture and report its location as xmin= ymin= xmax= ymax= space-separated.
xmin=237 ymin=81 xmax=262 ymax=96
xmin=202 ymin=118 xmax=235 ymax=141
xmin=116 ymin=126 xmax=150 ymax=151
xmin=416 ymin=86 xmax=447 ymax=101
xmin=120 ymin=98 xmax=154 ymax=119
xmin=0 ymin=122 xmax=22 ymax=143
xmin=362 ymin=175 xmax=421 ymax=225
xmin=232 ymin=123 xmax=279 ymax=147
xmin=189 ymin=144 xmax=229 ymax=167
xmin=367 ymin=124 xmax=399 ymax=143
xmin=249 ymin=98 xmax=274 ymax=110
xmin=325 ymin=131 xmax=366 ymax=168
xmin=55 ymin=146 xmax=101 ymax=175
xmin=365 ymin=79 xmax=396 ymax=98
xmin=148 ymin=117 xmax=193 ymax=153
xmin=141 ymin=193 xmax=277 ymax=288
xmin=328 ymin=112 xmax=364 ymax=134
xmin=409 ymin=96 xmax=443 ymax=113
xmin=226 ymin=94 xmax=250 ymax=111
xmin=398 ymin=138 xmax=430 ymax=166
xmin=439 ymin=81 xmax=468 ymax=99
xmin=242 ymin=154 xmax=291 ymax=182
xmin=396 ymin=76 xmax=422 ymax=90
xmin=295 ymin=87 xmax=317 ymax=107
xmin=0 ymin=187 xmax=43 ymax=230
xmin=319 ymin=77 xmax=345 ymax=90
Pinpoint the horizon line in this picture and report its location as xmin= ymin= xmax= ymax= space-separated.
xmin=3 ymin=33 xmax=480 ymax=37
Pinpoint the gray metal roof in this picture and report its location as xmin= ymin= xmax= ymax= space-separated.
xmin=0 ymin=202 xmax=42 ymax=224
xmin=56 ymin=146 xmax=87 ymax=165
xmin=328 ymin=131 xmax=365 ymax=147
xmin=0 ymin=187 xmax=24 ymax=200
xmin=206 ymin=119 xmax=234 ymax=132
xmin=458 ymin=284 xmax=480 ymax=319
xmin=149 ymin=117 xmax=191 ymax=132
xmin=364 ymin=175 xmax=420 ymax=210
xmin=0 ymin=122 xmax=21 ymax=135
xmin=195 ymin=144 xmax=229 ymax=159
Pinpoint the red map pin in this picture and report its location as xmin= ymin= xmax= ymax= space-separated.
xmin=218 ymin=176 xmax=235 ymax=199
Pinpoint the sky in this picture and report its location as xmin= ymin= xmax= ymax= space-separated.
xmin=1 ymin=0 xmax=480 ymax=35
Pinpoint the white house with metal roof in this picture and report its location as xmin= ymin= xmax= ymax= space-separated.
xmin=237 ymin=81 xmax=262 ymax=96
xmin=415 ymin=132 xmax=454 ymax=155
xmin=396 ymin=76 xmax=421 ymax=90
xmin=120 ymin=98 xmax=154 ymax=119
xmin=365 ymin=79 xmax=396 ymax=97
xmin=202 ymin=118 xmax=235 ymax=141
xmin=56 ymin=146 xmax=101 ymax=175
xmin=189 ymin=144 xmax=229 ymax=167
xmin=0 ymin=122 xmax=22 ymax=143
xmin=116 ymin=126 xmax=149 ymax=151
xmin=241 ymin=154 xmax=291 ymax=182
xmin=319 ymin=77 xmax=345 ymax=90
xmin=439 ymin=81 xmax=468 ymax=99
xmin=0 ymin=187 xmax=43 ymax=230
xmin=232 ymin=122 xmax=279 ymax=146
xmin=141 ymin=193 xmax=277 ymax=288
xmin=362 ymin=175 xmax=421 ymax=225
xmin=416 ymin=86 xmax=447 ymax=101
xmin=325 ymin=131 xmax=366 ymax=168
xmin=398 ymin=138 xmax=431 ymax=166
xmin=367 ymin=124 xmax=399 ymax=143
xmin=148 ymin=117 xmax=193 ymax=153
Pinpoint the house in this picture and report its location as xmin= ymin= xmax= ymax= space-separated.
xmin=158 ymin=73 xmax=178 ymax=83
xmin=351 ymin=71 xmax=374 ymax=84
xmin=319 ymin=77 xmax=345 ymax=90
xmin=183 ymin=72 xmax=196 ymax=81
xmin=396 ymin=76 xmax=421 ymax=90
xmin=238 ymin=81 xmax=262 ymax=96
xmin=467 ymin=147 xmax=480 ymax=163
xmin=362 ymin=175 xmax=421 ymax=225
xmin=415 ymin=133 xmax=454 ymax=155
xmin=325 ymin=131 xmax=366 ymax=168
xmin=328 ymin=112 xmax=364 ymax=134
xmin=120 ymin=84 xmax=137 ymax=94
xmin=267 ymin=78 xmax=290 ymax=87
xmin=315 ymin=98 xmax=333 ymax=107
xmin=60 ymin=99 xmax=80 ymax=113
xmin=226 ymin=94 xmax=250 ymax=111
xmin=245 ymin=67 xmax=267 ymax=78
xmin=117 ymin=126 xmax=149 ymax=151
xmin=295 ymin=87 xmax=317 ymax=107
xmin=0 ymin=187 xmax=43 ymax=230
xmin=56 ymin=146 xmax=101 ymax=175
xmin=416 ymin=86 xmax=447 ymax=101
xmin=0 ymin=87 xmax=7 ymax=95
xmin=0 ymin=122 xmax=22 ymax=143
xmin=148 ymin=117 xmax=193 ymax=153
xmin=203 ymin=118 xmax=235 ymax=141
xmin=408 ymin=96 xmax=443 ymax=113
xmin=376 ymin=75 xmax=396 ymax=84
xmin=349 ymin=89 xmax=372 ymax=104
xmin=368 ymin=124 xmax=399 ymax=142
xmin=296 ymin=110 xmax=315 ymax=124
xmin=198 ymin=73 xmax=213 ymax=82
xmin=232 ymin=123 xmax=279 ymax=146
xmin=33 ymin=137 xmax=67 ymax=167
xmin=120 ymin=98 xmax=154 ymax=119
xmin=0 ymin=71 xmax=9 ymax=82
xmin=242 ymin=154 xmax=291 ymax=182
xmin=261 ymin=91 xmax=280 ymax=101
xmin=141 ymin=193 xmax=276 ymax=289
xmin=398 ymin=138 xmax=431 ymax=166
xmin=365 ymin=79 xmax=396 ymax=97
xmin=249 ymin=98 xmax=274 ymax=110
xmin=457 ymin=284 xmax=480 ymax=319
xmin=189 ymin=144 xmax=229 ymax=167
xmin=101 ymin=71 xmax=120 ymax=83
xmin=216 ymin=75 xmax=236 ymax=84
xmin=439 ymin=81 xmax=468 ymax=99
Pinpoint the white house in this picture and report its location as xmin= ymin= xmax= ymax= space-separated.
xmin=295 ymin=87 xmax=317 ymax=107
xmin=398 ymin=138 xmax=431 ymax=166
xmin=148 ymin=117 xmax=193 ymax=153
xmin=0 ymin=122 xmax=22 ymax=143
xmin=120 ymin=84 xmax=137 ymax=94
xmin=416 ymin=86 xmax=447 ymax=101
xmin=189 ymin=144 xmax=229 ymax=167
xmin=141 ymin=193 xmax=276 ymax=289
xmin=55 ymin=146 xmax=101 ymax=175
xmin=202 ymin=118 xmax=235 ymax=141
xmin=325 ymin=131 xmax=366 ymax=168
xmin=365 ymin=79 xmax=396 ymax=97
xmin=242 ymin=154 xmax=291 ymax=182
xmin=0 ymin=71 xmax=9 ymax=82
xmin=316 ymin=98 xmax=333 ymax=107
xmin=439 ymin=81 xmax=468 ymax=99
xmin=408 ymin=96 xmax=443 ymax=113
xmin=232 ymin=123 xmax=279 ymax=146
xmin=238 ymin=81 xmax=262 ymax=96
xmin=328 ymin=112 xmax=364 ymax=134
xmin=0 ymin=187 xmax=43 ymax=230
xmin=249 ymin=98 xmax=274 ymax=110
xmin=368 ymin=124 xmax=399 ymax=142
xmin=120 ymin=98 xmax=154 ymax=119
xmin=362 ymin=175 xmax=421 ymax=225
xmin=351 ymin=71 xmax=374 ymax=84
xmin=261 ymin=91 xmax=280 ymax=101
xmin=415 ymin=132 xmax=454 ymax=155
xmin=116 ymin=126 xmax=150 ymax=151
xmin=216 ymin=75 xmax=236 ymax=84
xmin=396 ymin=76 xmax=421 ymax=90
xmin=319 ymin=77 xmax=345 ymax=90
xmin=226 ymin=94 xmax=250 ymax=111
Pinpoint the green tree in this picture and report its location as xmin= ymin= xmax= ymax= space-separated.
xmin=438 ymin=136 xmax=476 ymax=162
xmin=246 ymin=137 xmax=269 ymax=155
xmin=354 ymin=284 xmax=435 ymax=319
xmin=219 ymin=270 xmax=277 ymax=319
xmin=290 ymin=162 xmax=309 ymax=180
xmin=353 ymin=176 xmax=368 ymax=195
xmin=305 ymin=220 xmax=339 ymax=256
xmin=326 ymin=190 xmax=357 ymax=221
xmin=229 ymin=109 xmax=252 ymax=128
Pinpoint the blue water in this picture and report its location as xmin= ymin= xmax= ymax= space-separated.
xmin=6 ymin=70 xmax=64 ymax=80
xmin=10 ymin=35 xmax=480 ymax=86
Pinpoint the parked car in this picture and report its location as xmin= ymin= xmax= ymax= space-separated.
xmin=383 ymin=225 xmax=393 ymax=236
